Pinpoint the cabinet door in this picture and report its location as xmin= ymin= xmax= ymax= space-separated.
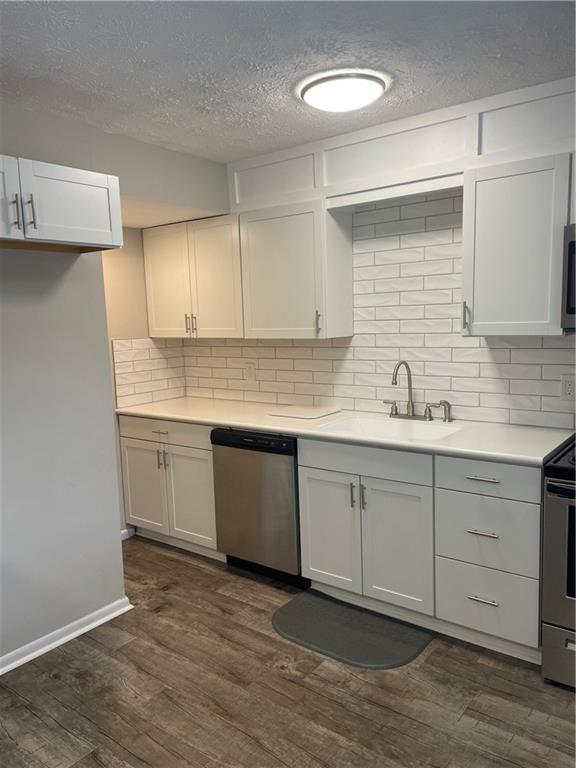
xmin=298 ymin=466 xmax=362 ymax=593
xmin=0 ymin=155 xmax=24 ymax=240
xmin=120 ymin=438 xmax=168 ymax=533
xmin=165 ymin=445 xmax=217 ymax=549
xmin=240 ymin=202 xmax=323 ymax=339
xmin=463 ymin=153 xmax=570 ymax=336
xmin=362 ymin=476 xmax=434 ymax=615
xmin=17 ymin=158 xmax=122 ymax=247
xmin=188 ymin=216 xmax=244 ymax=338
xmin=143 ymin=223 xmax=192 ymax=338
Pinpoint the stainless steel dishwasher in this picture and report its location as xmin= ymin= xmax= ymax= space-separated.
xmin=211 ymin=428 xmax=300 ymax=575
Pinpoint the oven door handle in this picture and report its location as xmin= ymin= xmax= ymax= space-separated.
xmin=547 ymin=483 xmax=576 ymax=500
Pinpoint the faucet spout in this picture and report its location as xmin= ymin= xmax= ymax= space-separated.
xmin=391 ymin=360 xmax=414 ymax=417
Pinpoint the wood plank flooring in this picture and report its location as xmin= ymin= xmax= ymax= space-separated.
xmin=1 ymin=537 xmax=574 ymax=768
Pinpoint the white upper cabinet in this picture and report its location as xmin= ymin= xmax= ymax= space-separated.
xmin=188 ymin=216 xmax=243 ymax=338
xmin=362 ymin=477 xmax=434 ymax=616
xmin=240 ymin=201 xmax=353 ymax=339
xmin=462 ymin=153 xmax=570 ymax=336
xmin=0 ymin=155 xmax=24 ymax=240
xmin=143 ymin=216 xmax=243 ymax=339
xmin=144 ymin=223 xmax=192 ymax=338
xmin=17 ymin=158 xmax=122 ymax=248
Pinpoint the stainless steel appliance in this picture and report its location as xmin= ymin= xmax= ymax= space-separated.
xmin=542 ymin=436 xmax=575 ymax=687
xmin=562 ymin=224 xmax=575 ymax=333
xmin=211 ymin=429 xmax=300 ymax=575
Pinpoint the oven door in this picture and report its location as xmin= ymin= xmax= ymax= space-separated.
xmin=542 ymin=479 xmax=576 ymax=630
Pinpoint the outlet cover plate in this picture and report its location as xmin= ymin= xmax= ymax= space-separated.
xmin=561 ymin=373 xmax=575 ymax=401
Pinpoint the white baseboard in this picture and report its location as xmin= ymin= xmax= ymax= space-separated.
xmin=315 ymin=583 xmax=542 ymax=665
xmin=0 ymin=596 xmax=133 ymax=677
xmin=121 ymin=526 xmax=135 ymax=541
xmin=135 ymin=529 xmax=226 ymax=562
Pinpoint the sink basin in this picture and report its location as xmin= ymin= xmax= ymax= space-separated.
xmin=319 ymin=415 xmax=461 ymax=442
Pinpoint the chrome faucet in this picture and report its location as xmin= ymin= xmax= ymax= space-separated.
xmin=385 ymin=360 xmax=453 ymax=422
xmin=391 ymin=360 xmax=415 ymax=417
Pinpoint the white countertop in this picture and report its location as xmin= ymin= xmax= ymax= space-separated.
xmin=116 ymin=397 xmax=572 ymax=466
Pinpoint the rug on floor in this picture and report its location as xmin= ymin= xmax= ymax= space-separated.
xmin=272 ymin=589 xmax=434 ymax=669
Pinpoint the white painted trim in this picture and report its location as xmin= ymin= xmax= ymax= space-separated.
xmin=326 ymin=173 xmax=464 ymax=209
xmin=135 ymin=528 xmax=227 ymax=562
xmin=0 ymin=597 xmax=133 ymax=676
xmin=121 ymin=526 xmax=135 ymax=541
xmin=314 ymin=583 xmax=541 ymax=665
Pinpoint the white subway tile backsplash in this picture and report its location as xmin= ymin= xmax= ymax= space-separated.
xmin=112 ymin=190 xmax=573 ymax=427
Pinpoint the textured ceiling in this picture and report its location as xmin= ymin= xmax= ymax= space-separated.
xmin=0 ymin=2 xmax=573 ymax=162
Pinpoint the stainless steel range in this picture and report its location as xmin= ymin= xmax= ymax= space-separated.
xmin=542 ymin=436 xmax=575 ymax=687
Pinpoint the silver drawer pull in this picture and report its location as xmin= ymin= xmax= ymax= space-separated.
xmin=152 ymin=430 xmax=168 ymax=435
xmin=465 ymin=475 xmax=501 ymax=484
xmin=566 ymin=640 xmax=576 ymax=653
xmin=466 ymin=528 xmax=499 ymax=539
xmin=349 ymin=482 xmax=356 ymax=508
xmin=467 ymin=595 xmax=499 ymax=607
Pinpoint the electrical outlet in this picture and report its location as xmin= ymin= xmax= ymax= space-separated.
xmin=561 ymin=373 xmax=575 ymax=402
xmin=244 ymin=362 xmax=256 ymax=382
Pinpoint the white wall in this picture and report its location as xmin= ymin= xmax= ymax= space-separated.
xmin=102 ymin=228 xmax=149 ymax=341
xmin=0 ymin=248 xmax=128 ymax=667
xmin=0 ymin=103 xmax=230 ymax=226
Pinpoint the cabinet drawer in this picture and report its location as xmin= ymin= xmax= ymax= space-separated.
xmin=298 ymin=439 xmax=432 ymax=486
xmin=435 ymin=490 xmax=540 ymax=578
xmin=435 ymin=557 xmax=539 ymax=648
xmin=118 ymin=415 xmax=212 ymax=450
xmin=435 ymin=456 xmax=541 ymax=503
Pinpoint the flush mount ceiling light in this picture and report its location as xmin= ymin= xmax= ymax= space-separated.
xmin=298 ymin=69 xmax=390 ymax=113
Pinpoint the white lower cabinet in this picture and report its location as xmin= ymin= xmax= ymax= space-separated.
xmin=435 ymin=557 xmax=540 ymax=648
xmin=362 ymin=478 xmax=434 ymax=615
xmin=165 ymin=445 xmax=217 ymax=549
xmin=298 ymin=461 xmax=433 ymax=615
xmin=121 ymin=438 xmax=169 ymax=534
xmin=120 ymin=426 xmax=216 ymax=550
xmin=298 ymin=467 xmax=362 ymax=593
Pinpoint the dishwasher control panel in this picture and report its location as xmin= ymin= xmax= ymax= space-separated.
xmin=210 ymin=428 xmax=296 ymax=455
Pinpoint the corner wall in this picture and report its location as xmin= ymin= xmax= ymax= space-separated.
xmin=0 ymin=249 xmax=129 ymax=670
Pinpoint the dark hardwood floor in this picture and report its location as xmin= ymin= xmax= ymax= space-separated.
xmin=1 ymin=537 xmax=574 ymax=768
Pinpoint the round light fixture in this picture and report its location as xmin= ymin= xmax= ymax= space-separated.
xmin=298 ymin=69 xmax=390 ymax=113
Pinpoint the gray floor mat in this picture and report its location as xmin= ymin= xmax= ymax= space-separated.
xmin=272 ymin=589 xmax=434 ymax=669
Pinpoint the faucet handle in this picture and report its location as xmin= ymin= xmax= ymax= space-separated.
xmin=426 ymin=400 xmax=453 ymax=422
xmin=382 ymin=399 xmax=399 ymax=416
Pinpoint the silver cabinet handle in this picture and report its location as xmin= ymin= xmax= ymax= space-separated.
xmin=156 ymin=449 xmax=162 ymax=469
xmin=191 ymin=314 xmax=197 ymax=334
xmin=467 ymin=595 xmax=499 ymax=607
xmin=152 ymin=429 xmax=168 ymax=435
xmin=315 ymin=309 xmax=321 ymax=335
xmin=185 ymin=314 xmax=191 ymax=335
xmin=466 ymin=529 xmax=499 ymax=539
xmin=26 ymin=194 xmax=38 ymax=229
xmin=462 ymin=300 xmax=468 ymax=330
xmin=360 ymin=483 xmax=367 ymax=510
xmin=466 ymin=475 xmax=500 ymax=485
xmin=465 ymin=475 xmax=501 ymax=484
xmin=349 ymin=482 xmax=356 ymax=508
xmin=163 ymin=450 xmax=169 ymax=468
xmin=11 ymin=194 xmax=22 ymax=229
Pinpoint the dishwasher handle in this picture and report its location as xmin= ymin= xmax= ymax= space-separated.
xmin=210 ymin=428 xmax=296 ymax=456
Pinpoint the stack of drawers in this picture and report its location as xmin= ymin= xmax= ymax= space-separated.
xmin=434 ymin=456 xmax=541 ymax=648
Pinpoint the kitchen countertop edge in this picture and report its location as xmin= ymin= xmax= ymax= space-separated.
xmin=116 ymin=397 xmax=573 ymax=467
